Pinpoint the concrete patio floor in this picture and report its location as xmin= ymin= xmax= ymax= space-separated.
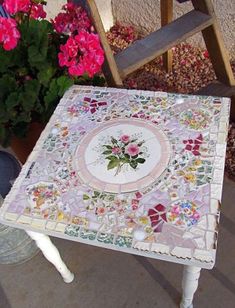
xmin=0 ymin=177 xmax=235 ymax=308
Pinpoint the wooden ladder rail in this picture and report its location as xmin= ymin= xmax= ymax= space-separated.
xmin=192 ymin=0 xmax=234 ymax=86
xmin=161 ymin=0 xmax=173 ymax=72
xmin=86 ymin=0 xmax=123 ymax=86
xmin=191 ymin=0 xmax=235 ymax=120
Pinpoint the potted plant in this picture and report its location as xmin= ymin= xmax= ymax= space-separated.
xmin=0 ymin=0 xmax=105 ymax=161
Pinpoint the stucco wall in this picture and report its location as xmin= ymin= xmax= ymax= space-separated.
xmin=45 ymin=0 xmax=66 ymax=19
xmin=111 ymin=0 xmax=235 ymax=59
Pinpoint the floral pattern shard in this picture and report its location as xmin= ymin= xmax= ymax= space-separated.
xmin=179 ymin=109 xmax=212 ymax=130
xmin=167 ymin=201 xmax=200 ymax=228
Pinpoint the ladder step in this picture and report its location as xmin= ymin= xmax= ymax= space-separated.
xmin=195 ymin=81 xmax=235 ymax=97
xmin=115 ymin=10 xmax=213 ymax=77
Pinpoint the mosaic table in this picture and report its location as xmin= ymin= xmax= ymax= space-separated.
xmin=0 ymin=86 xmax=230 ymax=307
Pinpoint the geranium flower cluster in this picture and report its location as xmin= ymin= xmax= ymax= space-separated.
xmin=3 ymin=0 xmax=46 ymax=18
xmin=3 ymin=0 xmax=30 ymax=14
xmin=58 ymin=31 xmax=104 ymax=77
xmin=52 ymin=2 xmax=91 ymax=34
xmin=0 ymin=17 xmax=20 ymax=50
xmin=30 ymin=3 xmax=46 ymax=19
xmin=56 ymin=2 xmax=104 ymax=78
xmin=0 ymin=0 xmax=47 ymax=50
xmin=0 ymin=0 xmax=104 ymax=77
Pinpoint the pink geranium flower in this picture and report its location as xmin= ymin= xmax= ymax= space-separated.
xmin=0 ymin=17 xmax=20 ymax=50
xmin=82 ymin=54 xmax=102 ymax=78
xmin=3 ymin=0 xmax=30 ymax=14
xmin=65 ymin=37 xmax=79 ymax=58
xmin=58 ymin=31 xmax=104 ymax=77
xmin=120 ymin=135 xmax=130 ymax=143
xmin=30 ymin=4 xmax=47 ymax=20
xmin=125 ymin=143 xmax=139 ymax=156
xmin=68 ymin=62 xmax=85 ymax=77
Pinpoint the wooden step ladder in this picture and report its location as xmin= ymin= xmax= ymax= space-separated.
xmin=86 ymin=0 xmax=235 ymax=119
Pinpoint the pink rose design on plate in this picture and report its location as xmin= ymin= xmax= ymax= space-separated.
xmin=102 ymin=133 xmax=147 ymax=175
xmin=125 ymin=143 xmax=139 ymax=157
xmin=112 ymin=147 xmax=121 ymax=154
xmin=120 ymin=134 xmax=130 ymax=143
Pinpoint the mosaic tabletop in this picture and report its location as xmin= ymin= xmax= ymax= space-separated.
xmin=0 ymin=86 xmax=230 ymax=269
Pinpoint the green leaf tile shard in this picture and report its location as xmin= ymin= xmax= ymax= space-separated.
xmin=115 ymin=236 xmax=133 ymax=248
xmin=65 ymin=225 xmax=80 ymax=237
xmin=80 ymin=229 xmax=97 ymax=240
xmin=97 ymin=233 xmax=114 ymax=244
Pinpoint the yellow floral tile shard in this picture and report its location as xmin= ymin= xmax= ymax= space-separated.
xmin=138 ymin=216 xmax=149 ymax=225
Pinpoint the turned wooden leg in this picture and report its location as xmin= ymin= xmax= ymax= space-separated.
xmin=180 ymin=266 xmax=201 ymax=308
xmin=26 ymin=230 xmax=74 ymax=283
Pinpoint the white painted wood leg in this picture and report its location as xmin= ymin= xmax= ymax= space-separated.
xmin=180 ymin=266 xmax=201 ymax=308
xmin=26 ymin=230 xmax=74 ymax=283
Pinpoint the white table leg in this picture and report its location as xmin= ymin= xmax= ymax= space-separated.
xmin=26 ymin=230 xmax=74 ymax=283
xmin=180 ymin=266 xmax=201 ymax=308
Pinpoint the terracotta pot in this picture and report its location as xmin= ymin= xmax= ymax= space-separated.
xmin=10 ymin=122 xmax=45 ymax=164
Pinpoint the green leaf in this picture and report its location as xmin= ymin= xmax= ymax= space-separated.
xmin=132 ymin=154 xmax=138 ymax=159
xmin=111 ymin=137 xmax=117 ymax=144
xmin=102 ymin=150 xmax=112 ymax=155
xmin=44 ymin=76 xmax=73 ymax=121
xmin=92 ymin=75 xmax=106 ymax=86
xmin=107 ymin=160 xmax=119 ymax=170
xmin=106 ymin=155 xmax=117 ymax=160
xmin=130 ymin=160 xmax=138 ymax=169
xmin=19 ymin=79 xmax=41 ymax=112
xmin=0 ymin=48 xmax=13 ymax=72
xmin=5 ymin=93 xmax=19 ymax=112
xmin=37 ymin=65 xmax=56 ymax=87
xmin=17 ymin=67 xmax=29 ymax=77
xmin=57 ymin=76 xmax=74 ymax=96
xmin=44 ymin=79 xmax=58 ymax=109
xmin=104 ymin=145 xmax=112 ymax=149
xmin=21 ymin=19 xmax=52 ymax=69
xmin=94 ymin=191 xmax=100 ymax=197
xmin=83 ymin=194 xmax=90 ymax=200
xmin=11 ymin=111 xmax=32 ymax=125
xmin=28 ymin=45 xmax=48 ymax=68
xmin=136 ymin=158 xmax=145 ymax=164
xmin=0 ymin=75 xmax=17 ymax=101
